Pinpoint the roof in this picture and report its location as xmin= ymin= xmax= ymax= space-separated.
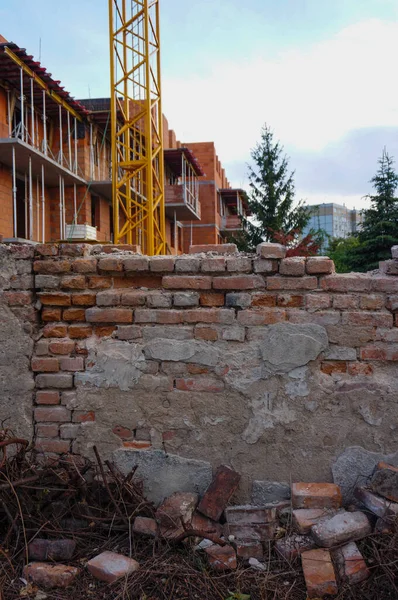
xmin=220 ymin=188 xmax=251 ymax=214
xmin=164 ymin=147 xmax=205 ymax=177
xmin=0 ymin=42 xmax=90 ymax=119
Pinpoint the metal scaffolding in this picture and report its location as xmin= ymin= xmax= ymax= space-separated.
xmin=109 ymin=0 xmax=166 ymax=254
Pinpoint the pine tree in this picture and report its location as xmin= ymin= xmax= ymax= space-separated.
xmin=231 ymin=124 xmax=311 ymax=252
xmin=348 ymin=148 xmax=398 ymax=271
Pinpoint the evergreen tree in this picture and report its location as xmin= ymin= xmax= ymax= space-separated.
xmin=348 ymin=148 xmax=398 ymax=271
xmin=231 ymin=124 xmax=310 ymax=251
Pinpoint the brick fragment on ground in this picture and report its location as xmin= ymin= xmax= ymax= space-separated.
xmin=333 ymin=541 xmax=369 ymax=585
xmin=87 ymin=551 xmax=139 ymax=583
xmin=301 ymin=548 xmax=338 ymax=598
xmin=235 ymin=542 xmax=263 ymax=560
xmin=354 ymin=486 xmax=398 ymax=518
xmin=197 ymin=465 xmax=241 ymax=521
xmin=225 ymin=504 xmax=276 ymax=524
xmin=224 ymin=522 xmax=277 ymax=542
xmin=155 ymin=492 xmax=198 ymax=538
xmin=370 ymin=461 xmax=398 ymax=503
xmin=132 ymin=516 xmax=157 ymax=537
xmin=23 ymin=562 xmax=79 ymax=589
xmin=28 ymin=538 xmax=76 ymax=561
xmin=205 ymin=545 xmax=237 ymax=571
xmin=274 ymin=534 xmax=316 ymax=560
xmin=311 ymin=510 xmax=372 ymax=548
xmin=292 ymin=508 xmax=334 ymax=534
xmin=291 ymin=482 xmax=342 ymax=509
xmin=191 ymin=511 xmax=223 ymax=537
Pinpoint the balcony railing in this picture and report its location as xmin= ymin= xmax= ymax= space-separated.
xmin=165 ymin=183 xmax=201 ymax=221
xmin=221 ymin=214 xmax=242 ymax=231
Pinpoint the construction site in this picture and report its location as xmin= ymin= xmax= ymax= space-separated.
xmin=0 ymin=1 xmax=398 ymax=599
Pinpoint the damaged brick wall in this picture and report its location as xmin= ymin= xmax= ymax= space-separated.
xmin=1 ymin=241 xmax=398 ymax=501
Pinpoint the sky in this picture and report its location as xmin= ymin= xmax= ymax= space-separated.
xmin=2 ymin=0 xmax=398 ymax=209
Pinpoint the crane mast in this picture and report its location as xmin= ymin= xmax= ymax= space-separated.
xmin=109 ymin=0 xmax=166 ymax=254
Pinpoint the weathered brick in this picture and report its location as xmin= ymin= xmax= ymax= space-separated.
xmin=225 ymin=505 xmax=276 ymax=524
xmin=370 ymin=462 xmax=398 ymax=502
xmin=372 ymin=277 xmax=398 ymax=292
xmin=72 ymin=410 xmax=95 ymax=423
xmin=213 ymin=275 xmax=264 ymax=290
xmin=72 ymin=258 xmax=97 ymax=273
xmin=194 ymin=325 xmax=219 ymax=341
xmin=224 ymin=522 xmax=277 ymax=542
xmin=321 ymin=274 xmax=371 ymax=292
xmin=348 ymin=362 xmax=374 ymax=376
xmin=200 ymin=257 xmax=226 ymax=272
xmin=63 ymin=308 xmax=86 ymax=322
xmin=332 ymin=294 xmax=358 ymax=309
xmin=34 ymin=260 xmax=71 ymax=274
xmin=257 ymin=242 xmax=286 ymax=259
xmin=147 ymin=292 xmax=172 ymax=308
xmin=36 ymin=373 xmax=73 ymax=389
xmin=267 ymin=276 xmax=317 ymax=290
xmin=42 ymin=308 xmax=62 ymax=321
xmin=60 ymin=275 xmax=86 ymax=290
xmin=35 ymin=340 xmax=49 ymax=356
xmin=32 ymin=357 xmax=59 ymax=372
xmin=222 ymin=325 xmax=245 ymax=341
xmin=116 ymin=325 xmax=142 ymax=340
xmin=225 ymin=292 xmax=251 ymax=308
xmin=59 ymin=423 xmax=81 ymax=439
xmin=253 ymin=258 xmax=279 ymax=273
xmin=311 ymin=511 xmax=371 ymax=547
xmin=49 ymin=340 xmax=75 ymax=354
xmin=39 ymin=292 xmax=71 ymax=306
xmin=200 ymin=292 xmax=225 ymax=307
xmin=386 ymin=295 xmax=398 ymax=312
xmin=306 ymin=294 xmax=331 ymax=310
xmin=35 ymin=406 xmax=71 ymax=422
xmin=306 ymin=257 xmax=334 ymax=274
xmin=354 ymin=486 xmax=398 ymax=518
xmin=142 ymin=325 xmax=192 ymax=341
xmin=123 ymin=440 xmax=152 ymax=449
xmin=321 ymin=361 xmax=347 ymax=375
xmin=9 ymin=244 xmax=34 ymax=259
xmin=173 ymin=292 xmax=199 ymax=307
xmin=288 ymin=310 xmax=340 ymax=326
xmin=176 ymin=377 xmax=224 ymax=392
xmin=292 ymin=509 xmax=332 ymax=534
xmin=35 ymin=275 xmax=61 ymax=289
xmin=123 ymin=256 xmax=149 ymax=271
xmin=35 ymin=438 xmax=71 ymax=453
xmin=184 ymin=308 xmax=235 ymax=324
xmin=301 ymin=549 xmax=338 ymax=598
xmin=35 ymin=244 xmax=58 ymax=256
xmin=175 ymin=257 xmax=200 ymax=272
xmin=163 ymin=275 xmax=212 ymax=290
xmin=88 ymin=276 xmax=112 ymax=289
xmin=277 ymin=293 xmax=304 ymax=308
xmin=68 ymin=325 xmax=93 ymax=339
xmin=60 ymin=243 xmax=91 ymax=257
xmin=341 ymin=311 xmax=393 ymax=327
xmin=291 ymin=483 xmax=342 ymax=509
xmin=94 ymin=325 xmax=116 ymax=337
xmin=9 ymin=274 xmax=34 ymax=289
xmin=333 ymin=542 xmax=369 ymax=585
xmin=72 ymin=293 xmax=96 ymax=306
xmin=235 ymin=542 xmax=263 ymax=560
xmin=36 ymin=391 xmax=60 ymax=405
xmin=3 ymin=291 xmax=33 ymax=307
xmin=189 ymin=243 xmax=237 ymax=254
xmin=275 ymin=535 xmax=316 ymax=560
xmin=87 ymin=552 xmax=139 ymax=583
xmin=132 ymin=516 xmax=157 ymax=537
xmin=96 ymin=290 xmax=120 ymax=306
xmin=360 ymin=294 xmax=385 ymax=310
xmin=251 ymin=292 xmax=276 ymax=307
xmin=98 ymin=257 xmax=123 ymax=272
xmin=279 ymin=257 xmax=305 ymax=276
xmin=149 ymin=256 xmax=175 ymax=272
xmin=86 ymin=307 xmax=132 ymax=323
xmin=59 ymin=357 xmax=84 ymax=371
xmin=36 ymin=424 xmax=59 ymax=438
xmin=134 ymin=309 xmax=183 ymax=324
xmin=120 ymin=290 xmax=147 ymax=306
xmin=237 ymin=309 xmax=286 ymax=325
xmin=327 ymin=325 xmax=375 ymax=346
xmin=226 ymin=256 xmax=252 ymax=272
xmin=43 ymin=324 xmax=68 ymax=338
xmin=205 ymin=545 xmax=237 ymax=571
xmin=197 ymin=465 xmax=241 ymax=521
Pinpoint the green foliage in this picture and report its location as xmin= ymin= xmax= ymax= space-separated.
xmin=347 ymin=148 xmax=398 ymax=272
xmin=231 ymin=124 xmax=311 ymax=252
xmin=327 ymin=236 xmax=360 ymax=273
xmin=225 ymin=593 xmax=251 ymax=600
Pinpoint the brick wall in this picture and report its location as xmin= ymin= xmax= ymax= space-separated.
xmin=2 ymin=241 xmax=398 ymax=499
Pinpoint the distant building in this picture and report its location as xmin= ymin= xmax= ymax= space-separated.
xmin=303 ymin=203 xmax=362 ymax=242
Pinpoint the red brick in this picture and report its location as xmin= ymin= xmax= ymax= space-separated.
xmin=205 ymin=545 xmax=237 ymax=571
xmin=332 ymin=294 xmax=359 ymax=309
xmin=190 ymin=243 xmax=237 ymax=254
xmin=35 ymin=244 xmax=58 ymax=256
xmin=306 ymin=257 xmax=334 ymax=274
xmin=348 ymin=362 xmax=374 ymax=376
xmin=60 ymin=243 xmax=91 ymax=257
xmin=132 ymin=516 xmax=157 ymax=537
xmin=194 ymin=326 xmax=219 ymax=341
xmin=197 ymin=465 xmax=241 ymax=521
xmin=34 ymin=260 xmax=71 ymax=274
xmin=371 ymin=461 xmax=398 ymax=502
xmin=3 ymin=291 xmax=33 ymax=305
xmin=36 ymin=391 xmax=60 ymax=405
xmin=120 ymin=290 xmax=147 ymax=306
xmin=235 ymin=542 xmax=263 ymax=560
xmin=112 ymin=425 xmax=133 ymax=440
xmin=59 ymin=357 xmax=84 ymax=371
xmin=42 ymin=308 xmax=62 ymax=321
xmin=72 ymin=410 xmax=95 ymax=423
xmin=279 ymin=257 xmax=305 ymax=276
xmin=201 ymin=257 xmax=226 ymax=272
xmin=98 ymin=257 xmax=123 ymax=271
xmin=213 ymin=275 xmax=264 ymax=290
xmin=306 ymin=294 xmax=331 ymax=310
xmin=321 ymin=274 xmax=371 ymax=292
xmin=321 ymin=361 xmax=347 ymax=375
xmin=123 ymin=440 xmax=151 ymax=449
xmin=88 ymin=276 xmax=112 ymax=289
xmin=114 ymin=275 xmax=162 ymax=289
xmin=277 ymin=293 xmax=304 ymax=308
xmin=35 ymin=438 xmax=71 ymax=453
xmin=257 ymin=242 xmax=286 ymax=259
xmin=32 ymin=357 xmax=59 ymax=372
xmin=72 ymin=293 xmax=96 ymax=306
xmin=94 ymin=325 xmax=116 ymax=337
xmin=49 ymin=340 xmax=75 ymax=354
xmin=123 ymin=256 xmax=149 ymax=271
xmin=43 ymin=324 xmax=68 ymax=338
xmin=266 ymin=276 xmax=317 ymax=290
xmin=293 ymin=509 xmax=331 ymax=534
xmin=35 ymin=406 xmax=71 ymax=423
xmin=72 ymin=258 xmax=98 ymax=273
xmin=36 ymin=424 xmax=59 ymax=437
xmin=251 ymin=293 xmax=276 ymax=307
xmin=341 ymin=311 xmax=393 ymax=327
xmin=237 ymin=309 xmax=286 ymax=325
xmin=87 ymin=551 xmax=139 ymax=583
xmin=86 ymin=307 xmax=132 ymax=323
xmin=224 ymin=522 xmax=277 ymax=542
xmin=333 ymin=542 xmax=370 ymax=585
xmin=301 ymin=549 xmax=338 ymax=598
xmin=372 ymin=277 xmax=398 ymax=292
xmin=291 ymin=483 xmax=342 ymax=510
xmin=361 ymin=343 xmax=398 ymax=361
xmin=199 ymin=292 xmax=225 ymax=306
xmin=39 ymin=292 xmax=71 ymax=306
xmin=68 ymin=325 xmax=93 ymax=339
xmin=163 ymin=275 xmax=212 ymax=290
xmin=176 ymin=377 xmax=224 ymax=392
xmin=63 ymin=308 xmax=86 ymax=322
xmin=360 ymin=295 xmax=385 ymax=310
xmin=184 ymin=308 xmax=234 ymax=324
xmin=60 ymin=275 xmax=86 ymax=289
xmin=225 ymin=505 xmax=277 ymax=524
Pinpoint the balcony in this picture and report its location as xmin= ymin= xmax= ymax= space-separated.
xmin=164 ymin=148 xmax=204 ymax=222
xmin=165 ymin=183 xmax=201 ymax=221
xmin=221 ymin=215 xmax=242 ymax=231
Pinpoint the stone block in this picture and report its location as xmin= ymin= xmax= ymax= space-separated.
xmin=311 ymin=510 xmax=371 ymax=547
xmin=87 ymin=551 xmax=139 ymax=583
xmin=251 ymin=480 xmax=291 ymax=504
xmin=225 ymin=505 xmax=276 ymax=524
xmin=197 ymin=465 xmax=241 ymax=521
xmin=370 ymin=461 xmax=398 ymax=502
xmin=28 ymin=539 xmax=76 ymax=561
xmin=256 ymin=242 xmax=286 ymax=259
xmin=301 ymin=549 xmax=338 ymax=598
xmin=354 ymin=486 xmax=398 ymax=518
xmin=323 ymin=346 xmax=357 ymax=361
xmin=144 ymin=338 xmax=219 ymax=366
xmin=205 ymin=545 xmax=237 ymax=571
xmin=292 ymin=508 xmax=334 ymax=534
xmin=333 ymin=542 xmax=369 ymax=585
xmin=133 ymin=516 xmax=157 ymax=537
xmin=23 ymin=563 xmax=79 ymax=589
xmin=274 ymin=535 xmax=316 ymax=560
xmin=291 ymin=482 xmax=342 ymax=509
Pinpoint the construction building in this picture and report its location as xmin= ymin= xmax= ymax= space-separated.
xmin=0 ymin=36 xmax=249 ymax=253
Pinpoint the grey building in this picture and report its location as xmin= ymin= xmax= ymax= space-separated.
xmin=303 ymin=203 xmax=362 ymax=240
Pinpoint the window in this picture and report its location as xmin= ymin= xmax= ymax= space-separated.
xmin=91 ymin=195 xmax=100 ymax=228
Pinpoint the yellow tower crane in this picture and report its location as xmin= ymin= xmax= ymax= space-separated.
xmin=108 ymin=0 xmax=166 ymax=254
